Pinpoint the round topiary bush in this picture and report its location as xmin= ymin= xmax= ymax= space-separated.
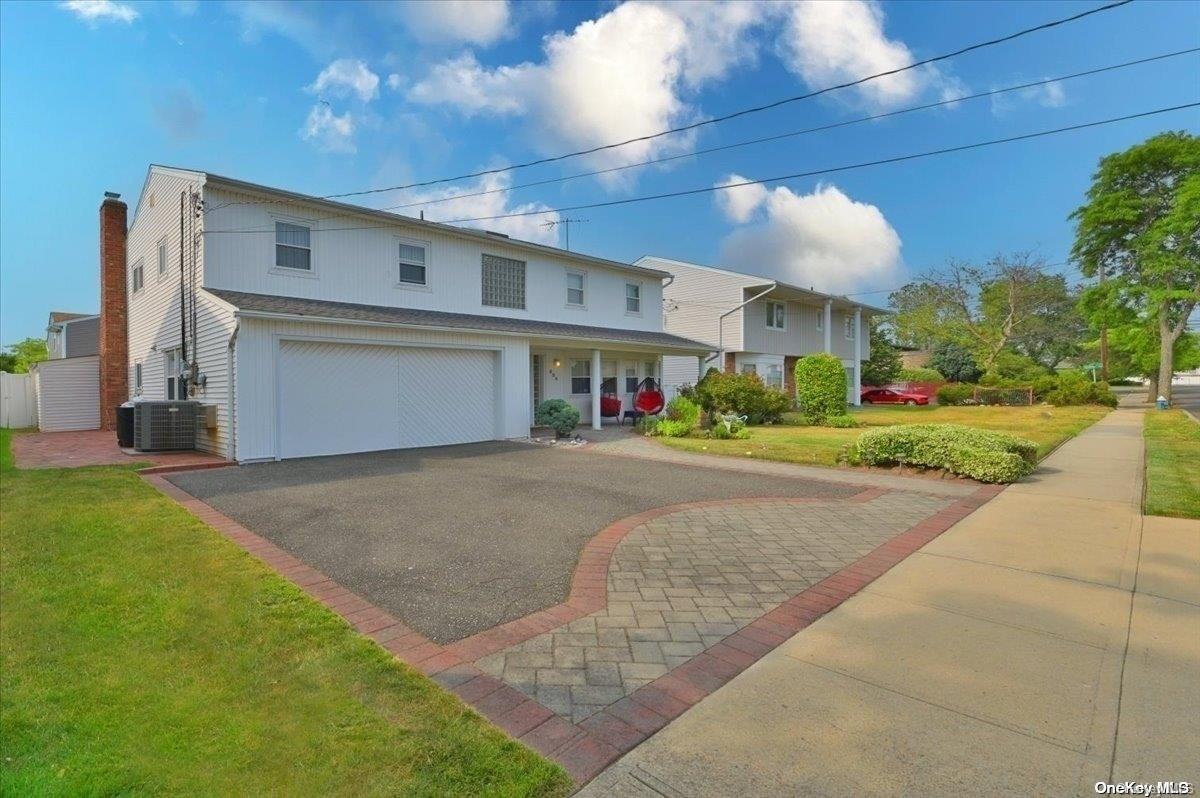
xmin=534 ymin=399 xmax=580 ymax=437
xmin=794 ymin=353 xmax=846 ymax=423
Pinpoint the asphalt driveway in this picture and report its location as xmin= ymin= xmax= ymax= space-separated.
xmin=168 ymin=441 xmax=857 ymax=643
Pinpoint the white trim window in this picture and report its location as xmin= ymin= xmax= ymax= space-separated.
xmin=275 ymin=221 xmax=312 ymax=271
xmin=134 ymin=362 xmax=143 ymax=395
xmin=157 ymin=236 xmax=168 ymax=277
xmin=601 ymin=361 xmax=618 ymax=394
xmin=815 ymin=308 xmax=824 ymax=331
xmin=625 ymin=282 xmax=641 ymax=314
xmin=844 ymin=314 xmax=856 ymax=340
xmin=566 ymin=271 xmax=586 ymax=307
xmin=624 ymin=365 xmax=638 ymax=393
xmin=482 ymin=254 xmax=526 ymax=310
xmin=765 ymin=363 xmax=783 ymax=390
xmin=570 ymin=360 xmax=591 ymax=394
xmin=131 ymin=258 xmax=144 ymax=294
xmin=766 ymin=300 xmax=786 ymax=330
xmin=164 ymin=348 xmax=183 ymax=400
xmin=741 ymin=362 xmax=757 ymax=375
xmin=396 ymin=238 xmax=428 ymax=286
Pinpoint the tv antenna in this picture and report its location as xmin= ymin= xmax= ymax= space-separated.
xmin=542 ymin=217 xmax=589 ymax=251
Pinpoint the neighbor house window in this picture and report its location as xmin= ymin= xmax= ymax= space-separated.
xmin=625 ymin=365 xmax=638 ymax=393
xmin=742 ymin=363 xmax=757 ymax=375
xmin=134 ymin=362 xmax=143 ymax=395
xmin=625 ymin=282 xmax=641 ymax=314
xmin=816 ymin=308 xmax=824 ymax=331
xmin=570 ymin=360 xmax=591 ymax=394
xmin=844 ymin=314 xmax=856 ymax=340
xmin=766 ymin=300 xmax=786 ymax=330
xmin=157 ymin=236 xmax=168 ymax=276
xmin=566 ymin=271 xmax=585 ymax=306
xmin=482 ymin=254 xmax=525 ymax=309
xmin=397 ymin=238 xmax=427 ymax=285
xmin=765 ymin=363 xmax=783 ymax=389
xmin=131 ymin=259 xmax=144 ymax=293
xmin=275 ymin=221 xmax=312 ymax=271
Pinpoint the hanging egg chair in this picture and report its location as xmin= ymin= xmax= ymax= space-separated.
xmin=632 ymin=377 xmax=666 ymax=416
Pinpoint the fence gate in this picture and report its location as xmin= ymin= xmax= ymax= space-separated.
xmin=0 ymin=372 xmax=37 ymax=428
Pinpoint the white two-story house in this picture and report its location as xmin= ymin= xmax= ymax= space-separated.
xmin=119 ymin=166 xmax=710 ymax=462
xmin=641 ymin=256 xmax=884 ymax=405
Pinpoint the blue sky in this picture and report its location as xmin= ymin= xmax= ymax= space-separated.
xmin=1 ymin=0 xmax=1197 ymax=344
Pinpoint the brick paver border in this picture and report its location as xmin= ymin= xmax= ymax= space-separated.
xmin=143 ymin=468 xmax=1001 ymax=785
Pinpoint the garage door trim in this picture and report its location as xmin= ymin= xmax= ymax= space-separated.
xmin=272 ymin=332 xmax=506 ymax=460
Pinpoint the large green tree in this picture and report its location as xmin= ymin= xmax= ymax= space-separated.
xmin=1 ymin=337 xmax=49 ymax=373
xmin=890 ymin=253 xmax=1080 ymax=370
xmin=1071 ymin=131 xmax=1200 ymax=402
xmin=860 ymin=319 xmax=903 ymax=386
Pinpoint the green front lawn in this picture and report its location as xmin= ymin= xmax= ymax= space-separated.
xmin=0 ymin=429 xmax=569 ymax=796
xmin=1143 ymin=410 xmax=1200 ymax=519
xmin=659 ymin=405 xmax=1111 ymax=467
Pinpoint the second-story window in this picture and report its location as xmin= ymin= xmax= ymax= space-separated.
xmin=157 ymin=236 xmax=168 ymax=276
xmin=566 ymin=271 xmax=585 ymax=306
xmin=275 ymin=221 xmax=312 ymax=271
xmin=482 ymin=254 xmax=525 ymax=309
xmin=844 ymin=314 xmax=856 ymax=340
xmin=766 ymin=300 xmax=786 ymax=330
xmin=625 ymin=282 xmax=641 ymax=314
xmin=397 ymin=239 xmax=428 ymax=285
xmin=131 ymin=259 xmax=144 ymax=294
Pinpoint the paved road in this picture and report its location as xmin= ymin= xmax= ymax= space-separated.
xmin=1171 ymin=384 xmax=1200 ymax=415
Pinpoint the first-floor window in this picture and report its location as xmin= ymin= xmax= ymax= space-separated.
xmin=742 ymin=363 xmax=757 ymax=375
xmin=164 ymin=348 xmax=183 ymax=399
xmin=131 ymin=259 xmax=145 ymax=293
xmin=625 ymin=365 xmax=638 ymax=393
xmin=643 ymin=361 xmax=656 ymax=382
xmin=134 ymin=362 xmax=143 ymax=395
xmin=601 ymin=361 xmax=617 ymax=394
xmin=570 ymin=360 xmax=591 ymax=394
xmin=765 ymin=363 xmax=783 ymax=389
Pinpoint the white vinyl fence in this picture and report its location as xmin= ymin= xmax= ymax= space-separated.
xmin=0 ymin=372 xmax=37 ymax=428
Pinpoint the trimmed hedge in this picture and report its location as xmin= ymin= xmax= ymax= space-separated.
xmin=694 ymin=369 xmax=790 ymax=424
xmin=534 ymin=399 xmax=580 ymax=437
xmin=794 ymin=353 xmax=846 ymax=423
xmin=936 ymin=383 xmax=975 ymax=406
xmin=856 ymin=423 xmax=1038 ymax=483
xmin=898 ymin=367 xmax=944 ymax=383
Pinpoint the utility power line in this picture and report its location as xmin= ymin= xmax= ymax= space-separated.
xmin=376 ymin=48 xmax=1196 ymax=214
xmin=202 ymin=102 xmax=1200 ymax=236
xmin=207 ymin=0 xmax=1135 ymax=213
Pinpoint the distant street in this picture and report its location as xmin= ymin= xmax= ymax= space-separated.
xmin=1172 ymin=384 xmax=1200 ymax=415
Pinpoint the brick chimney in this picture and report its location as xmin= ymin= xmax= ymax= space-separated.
xmin=98 ymin=192 xmax=128 ymax=431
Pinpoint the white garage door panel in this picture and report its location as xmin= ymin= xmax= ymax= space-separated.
xmin=277 ymin=341 xmax=498 ymax=459
xmin=279 ymin=341 xmax=401 ymax=459
xmin=397 ymin=348 xmax=496 ymax=448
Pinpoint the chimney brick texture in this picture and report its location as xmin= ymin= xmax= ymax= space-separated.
xmin=99 ymin=197 xmax=128 ymax=431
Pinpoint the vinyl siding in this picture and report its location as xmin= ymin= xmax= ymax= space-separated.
xmin=63 ymin=316 xmax=99 ymax=358
xmin=34 ymin=356 xmax=100 ymax=431
xmin=202 ymin=185 xmax=665 ymax=332
xmin=127 ymin=168 xmax=236 ymax=457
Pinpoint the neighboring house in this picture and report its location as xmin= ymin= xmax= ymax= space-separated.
xmin=46 ymin=311 xmax=99 ymax=359
xmin=111 ymin=165 xmax=710 ymax=461
xmin=641 ymin=256 xmax=884 ymax=405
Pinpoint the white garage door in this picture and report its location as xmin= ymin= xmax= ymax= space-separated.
xmin=277 ymin=341 xmax=498 ymax=459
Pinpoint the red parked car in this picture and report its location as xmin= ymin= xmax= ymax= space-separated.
xmin=860 ymin=387 xmax=930 ymax=405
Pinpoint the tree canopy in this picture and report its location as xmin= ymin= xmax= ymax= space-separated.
xmin=1 ymin=338 xmax=49 ymax=373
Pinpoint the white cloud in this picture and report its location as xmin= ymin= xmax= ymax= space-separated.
xmin=60 ymin=0 xmax=138 ymax=24
xmin=309 ymin=59 xmax=380 ymax=102
xmin=395 ymin=0 xmax=511 ymax=45
xmin=991 ymin=79 xmax=1067 ymax=115
xmin=386 ymin=73 xmax=404 ymax=90
xmin=715 ymin=177 xmax=901 ymax=293
xmin=714 ymin=175 xmax=769 ymax=224
xmin=410 ymin=2 xmax=715 ymax=186
xmin=776 ymin=0 xmax=952 ymax=110
xmin=389 ymin=172 xmax=560 ymax=246
xmin=300 ymin=104 xmax=356 ymax=153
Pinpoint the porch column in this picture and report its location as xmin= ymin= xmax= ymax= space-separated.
xmin=823 ymin=299 xmax=833 ymax=353
xmin=591 ymin=348 xmax=602 ymax=430
xmin=852 ymin=307 xmax=862 ymax=406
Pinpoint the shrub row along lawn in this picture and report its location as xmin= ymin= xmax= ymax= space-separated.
xmin=0 ymin=430 xmax=570 ymax=796
xmin=1143 ymin=410 xmax=1200 ymax=520
xmin=659 ymin=405 xmax=1111 ymax=469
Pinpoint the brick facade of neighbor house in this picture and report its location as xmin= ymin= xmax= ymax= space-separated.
xmin=98 ymin=195 xmax=128 ymax=430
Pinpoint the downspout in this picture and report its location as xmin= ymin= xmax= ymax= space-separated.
xmin=225 ymin=321 xmax=239 ymax=462
xmin=716 ymin=283 xmax=777 ymax=370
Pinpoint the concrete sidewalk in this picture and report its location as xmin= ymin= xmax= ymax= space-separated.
xmin=580 ymin=409 xmax=1199 ymax=796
